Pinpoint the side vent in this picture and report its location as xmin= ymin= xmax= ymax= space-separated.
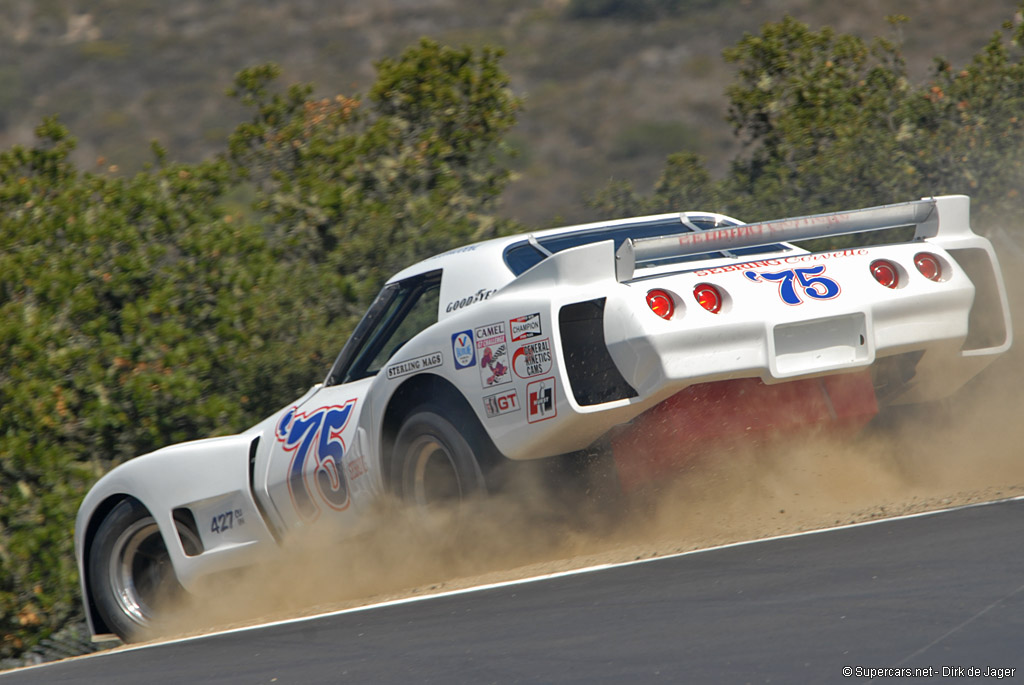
xmin=559 ymin=299 xmax=637 ymax=406
xmin=949 ymin=248 xmax=1008 ymax=350
xmin=171 ymin=508 xmax=203 ymax=556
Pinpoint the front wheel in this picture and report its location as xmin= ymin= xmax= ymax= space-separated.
xmin=87 ymin=499 xmax=196 ymax=642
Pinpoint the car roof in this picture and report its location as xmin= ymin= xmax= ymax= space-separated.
xmin=387 ymin=211 xmax=742 ymax=285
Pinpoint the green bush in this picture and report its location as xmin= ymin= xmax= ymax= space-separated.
xmin=591 ymin=11 xmax=1024 ymax=230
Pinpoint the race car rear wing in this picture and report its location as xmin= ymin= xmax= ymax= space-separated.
xmin=614 ymin=195 xmax=967 ymax=282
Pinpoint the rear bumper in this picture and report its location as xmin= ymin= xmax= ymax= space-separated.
xmin=602 ymin=241 xmax=1004 ymax=404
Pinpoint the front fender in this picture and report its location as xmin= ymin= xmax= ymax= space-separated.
xmin=75 ymin=434 xmax=279 ymax=628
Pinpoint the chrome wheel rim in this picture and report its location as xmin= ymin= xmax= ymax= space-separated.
xmin=107 ymin=518 xmax=175 ymax=628
xmin=406 ymin=435 xmax=463 ymax=508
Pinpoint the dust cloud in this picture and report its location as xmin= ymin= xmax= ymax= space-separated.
xmin=150 ymin=238 xmax=1024 ymax=643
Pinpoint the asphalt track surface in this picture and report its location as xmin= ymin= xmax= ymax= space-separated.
xmin=4 ymin=498 xmax=1023 ymax=684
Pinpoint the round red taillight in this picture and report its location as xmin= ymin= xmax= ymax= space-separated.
xmin=870 ymin=260 xmax=899 ymax=289
xmin=914 ymin=252 xmax=943 ymax=282
xmin=693 ymin=283 xmax=722 ymax=313
xmin=646 ymin=289 xmax=675 ymax=319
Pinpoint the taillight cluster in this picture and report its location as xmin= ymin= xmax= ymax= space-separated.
xmin=870 ymin=252 xmax=944 ymax=289
xmin=646 ymin=284 xmax=724 ymax=320
xmin=645 ymin=251 xmax=945 ymax=319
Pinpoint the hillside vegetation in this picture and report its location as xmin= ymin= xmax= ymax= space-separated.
xmin=2 ymin=2 xmax=1024 ymax=662
xmin=0 ymin=0 xmax=1019 ymax=224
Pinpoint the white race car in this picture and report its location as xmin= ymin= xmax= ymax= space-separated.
xmin=75 ymin=195 xmax=1011 ymax=641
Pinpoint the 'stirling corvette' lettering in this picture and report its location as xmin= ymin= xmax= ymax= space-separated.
xmin=694 ymin=249 xmax=868 ymax=276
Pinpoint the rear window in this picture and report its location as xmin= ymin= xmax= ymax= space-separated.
xmin=503 ymin=216 xmax=788 ymax=276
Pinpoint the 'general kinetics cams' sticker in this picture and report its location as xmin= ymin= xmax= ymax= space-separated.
xmin=512 ymin=338 xmax=553 ymax=378
xmin=475 ymin=321 xmax=511 ymax=387
xmin=527 ymin=377 xmax=557 ymax=423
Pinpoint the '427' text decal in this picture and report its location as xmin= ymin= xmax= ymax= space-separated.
xmin=275 ymin=401 xmax=356 ymax=521
xmin=744 ymin=265 xmax=840 ymax=305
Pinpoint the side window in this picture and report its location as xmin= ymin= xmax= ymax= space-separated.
xmin=364 ymin=284 xmax=439 ymax=372
xmin=327 ymin=271 xmax=442 ymax=385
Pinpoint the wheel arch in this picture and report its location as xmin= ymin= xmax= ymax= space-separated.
xmin=380 ymin=373 xmax=504 ymax=492
xmin=79 ymin=493 xmax=145 ymax=638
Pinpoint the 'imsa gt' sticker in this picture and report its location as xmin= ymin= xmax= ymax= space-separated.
xmin=527 ymin=377 xmax=557 ymax=423
xmin=512 ymin=338 xmax=553 ymax=378
xmin=510 ymin=313 xmax=542 ymax=341
xmin=386 ymin=351 xmax=443 ymax=379
xmin=475 ymin=322 xmax=511 ymax=387
xmin=483 ymin=389 xmax=520 ymax=418
xmin=452 ymin=330 xmax=476 ymax=369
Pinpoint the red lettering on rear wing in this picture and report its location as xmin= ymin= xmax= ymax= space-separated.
xmin=615 ymin=196 xmax=950 ymax=282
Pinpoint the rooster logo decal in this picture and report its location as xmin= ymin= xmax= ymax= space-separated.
xmin=480 ymin=344 xmax=509 ymax=386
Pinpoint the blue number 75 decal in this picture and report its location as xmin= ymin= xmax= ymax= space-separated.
xmin=744 ymin=265 xmax=840 ymax=305
xmin=275 ymin=401 xmax=356 ymax=521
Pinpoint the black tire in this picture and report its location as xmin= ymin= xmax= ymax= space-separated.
xmin=391 ymin=408 xmax=488 ymax=511
xmin=87 ymin=499 xmax=197 ymax=642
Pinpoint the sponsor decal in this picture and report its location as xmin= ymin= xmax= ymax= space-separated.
xmin=475 ymin=321 xmax=511 ymax=387
xmin=694 ymin=248 xmax=868 ymax=277
xmin=386 ymin=351 xmax=443 ymax=380
xmin=483 ymin=389 xmax=520 ymax=418
xmin=275 ymin=400 xmax=356 ymax=521
xmin=743 ymin=265 xmax=841 ymax=306
xmin=512 ymin=338 xmax=553 ymax=378
xmin=345 ymin=453 xmax=368 ymax=481
xmin=527 ymin=377 xmax=557 ymax=423
xmin=452 ymin=330 xmax=476 ymax=369
xmin=445 ymin=288 xmax=497 ymax=313
xmin=428 ymin=244 xmax=479 ymax=261
xmin=510 ymin=313 xmax=542 ymax=341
